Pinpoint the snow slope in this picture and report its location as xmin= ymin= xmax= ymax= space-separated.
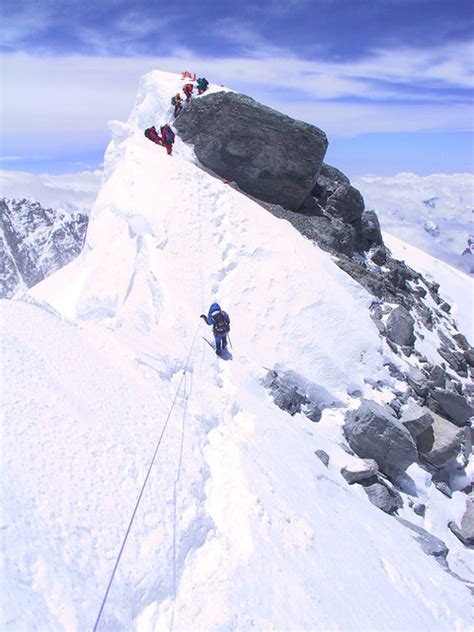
xmin=2 ymin=70 xmax=472 ymax=631
xmin=353 ymin=172 xmax=474 ymax=273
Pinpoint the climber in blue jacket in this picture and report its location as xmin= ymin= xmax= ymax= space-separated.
xmin=200 ymin=302 xmax=230 ymax=355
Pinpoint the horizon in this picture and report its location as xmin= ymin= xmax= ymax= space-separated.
xmin=1 ymin=0 xmax=473 ymax=176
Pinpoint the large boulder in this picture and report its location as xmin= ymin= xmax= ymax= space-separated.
xmin=311 ymin=162 xmax=350 ymax=202
xmin=325 ymin=184 xmax=364 ymax=223
xmin=400 ymin=403 xmax=434 ymax=439
xmin=353 ymin=210 xmax=384 ymax=252
xmin=416 ymin=412 xmax=471 ymax=467
xmin=386 ymin=305 xmax=416 ymax=346
xmin=174 ymin=92 xmax=328 ymax=210
xmin=428 ymin=388 xmax=474 ymax=427
xmin=341 ymin=458 xmax=379 ymax=484
xmin=364 ymin=481 xmax=403 ymax=514
xmin=344 ymin=400 xmax=418 ymax=477
xmin=448 ymin=496 xmax=474 ymax=546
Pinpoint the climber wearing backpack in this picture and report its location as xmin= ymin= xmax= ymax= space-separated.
xmin=200 ymin=303 xmax=230 ymax=355
xmin=160 ymin=124 xmax=175 ymax=155
xmin=144 ymin=126 xmax=162 ymax=145
xmin=197 ymin=77 xmax=209 ymax=95
xmin=171 ymin=93 xmax=183 ymax=117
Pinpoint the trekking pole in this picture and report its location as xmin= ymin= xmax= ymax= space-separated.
xmin=227 ymin=334 xmax=233 ymax=349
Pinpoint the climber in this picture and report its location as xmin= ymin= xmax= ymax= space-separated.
xmin=183 ymin=83 xmax=193 ymax=103
xmin=171 ymin=93 xmax=183 ymax=117
xmin=160 ymin=124 xmax=175 ymax=156
xmin=200 ymin=303 xmax=230 ymax=355
xmin=144 ymin=126 xmax=162 ymax=145
xmin=197 ymin=77 xmax=209 ymax=95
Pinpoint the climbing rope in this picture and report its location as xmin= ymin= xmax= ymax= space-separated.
xmin=93 ymin=324 xmax=200 ymax=632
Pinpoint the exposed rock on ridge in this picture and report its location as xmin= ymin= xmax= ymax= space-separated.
xmin=174 ymin=91 xmax=328 ymax=210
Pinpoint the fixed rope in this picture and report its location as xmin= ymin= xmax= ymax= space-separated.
xmin=93 ymin=324 xmax=200 ymax=632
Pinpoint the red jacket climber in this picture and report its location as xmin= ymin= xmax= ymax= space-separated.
xmin=144 ymin=126 xmax=162 ymax=145
xmin=183 ymin=83 xmax=193 ymax=103
xmin=160 ymin=124 xmax=175 ymax=155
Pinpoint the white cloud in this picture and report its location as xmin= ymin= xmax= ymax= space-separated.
xmin=0 ymin=45 xmax=472 ymax=159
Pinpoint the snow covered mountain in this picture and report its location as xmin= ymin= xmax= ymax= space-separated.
xmin=2 ymin=70 xmax=473 ymax=631
xmin=0 ymin=170 xmax=101 ymax=298
xmin=353 ymin=172 xmax=474 ymax=274
xmin=0 ymin=198 xmax=89 ymax=298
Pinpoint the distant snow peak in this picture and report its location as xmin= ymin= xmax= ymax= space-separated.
xmin=0 ymin=197 xmax=88 ymax=298
xmin=353 ymin=172 xmax=474 ymax=274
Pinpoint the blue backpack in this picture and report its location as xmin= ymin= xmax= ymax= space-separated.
xmin=164 ymin=126 xmax=174 ymax=144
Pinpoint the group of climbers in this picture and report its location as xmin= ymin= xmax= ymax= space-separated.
xmin=179 ymin=72 xmax=209 ymax=108
xmin=144 ymin=124 xmax=175 ymax=155
xmin=144 ymin=71 xmax=210 ymax=156
xmin=143 ymin=73 xmax=229 ymax=355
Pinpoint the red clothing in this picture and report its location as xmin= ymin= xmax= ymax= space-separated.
xmin=145 ymin=126 xmax=162 ymax=145
xmin=161 ymin=125 xmax=175 ymax=155
xmin=183 ymin=84 xmax=193 ymax=102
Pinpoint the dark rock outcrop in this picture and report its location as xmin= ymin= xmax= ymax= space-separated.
xmin=175 ymin=92 xmax=328 ymax=210
xmin=344 ymin=400 xmax=418 ymax=477
xmin=263 ymin=369 xmax=333 ymax=423
xmin=386 ymin=306 xmax=416 ymax=347
xmin=325 ymin=184 xmax=364 ymax=223
xmin=340 ymin=459 xmax=378 ymax=484
xmin=363 ymin=481 xmax=403 ymax=514
xmin=417 ymin=413 xmax=471 ymax=467
xmin=1 ymin=198 xmax=88 ymax=298
xmin=427 ymin=389 xmax=474 ymax=427
xmin=396 ymin=518 xmax=449 ymax=562
xmin=315 ymin=450 xmax=330 ymax=467
xmin=400 ymin=403 xmax=434 ymax=439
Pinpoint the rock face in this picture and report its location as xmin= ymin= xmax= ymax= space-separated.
xmin=1 ymin=198 xmax=88 ymax=298
xmin=344 ymin=400 xmax=418 ymax=477
xmin=427 ymin=389 xmax=474 ymax=427
xmin=386 ymin=306 xmax=416 ymax=346
xmin=417 ymin=413 xmax=471 ymax=468
xmin=263 ymin=369 xmax=324 ymax=422
xmin=448 ymin=496 xmax=474 ymax=546
xmin=400 ymin=403 xmax=434 ymax=439
xmin=174 ymin=92 xmax=328 ymax=210
xmin=363 ymin=481 xmax=403 ymax=514
xmin=396 ymin=518 xmax=449 ymax=561
xmin=341 ymin=459 xmax=379 ymax=484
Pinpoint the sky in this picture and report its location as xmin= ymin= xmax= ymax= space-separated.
xmin=0 ymin=0 xmax=473 ymax=176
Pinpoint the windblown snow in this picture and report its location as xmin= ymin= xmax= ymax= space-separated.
xmin=2 ymin=70 xmax=472 ymax=631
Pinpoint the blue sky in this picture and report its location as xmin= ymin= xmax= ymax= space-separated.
xmin=1 ymin=0 xmax=473 ymax=176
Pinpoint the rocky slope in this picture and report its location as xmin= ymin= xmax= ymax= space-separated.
xmin=175 ymin=90 xmax=474 ymax=554
xmin=0 ymin=198 xmax=88 ymax=298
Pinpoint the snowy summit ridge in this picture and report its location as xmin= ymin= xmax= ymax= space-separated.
xmin=2 ymin=69 xmax=473 ymax=631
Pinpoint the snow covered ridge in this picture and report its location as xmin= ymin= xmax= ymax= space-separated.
xmin=353 ymin=172 xmax=474 ymax=275
xmin=2 ymin=69 xmax=474 ymax=630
